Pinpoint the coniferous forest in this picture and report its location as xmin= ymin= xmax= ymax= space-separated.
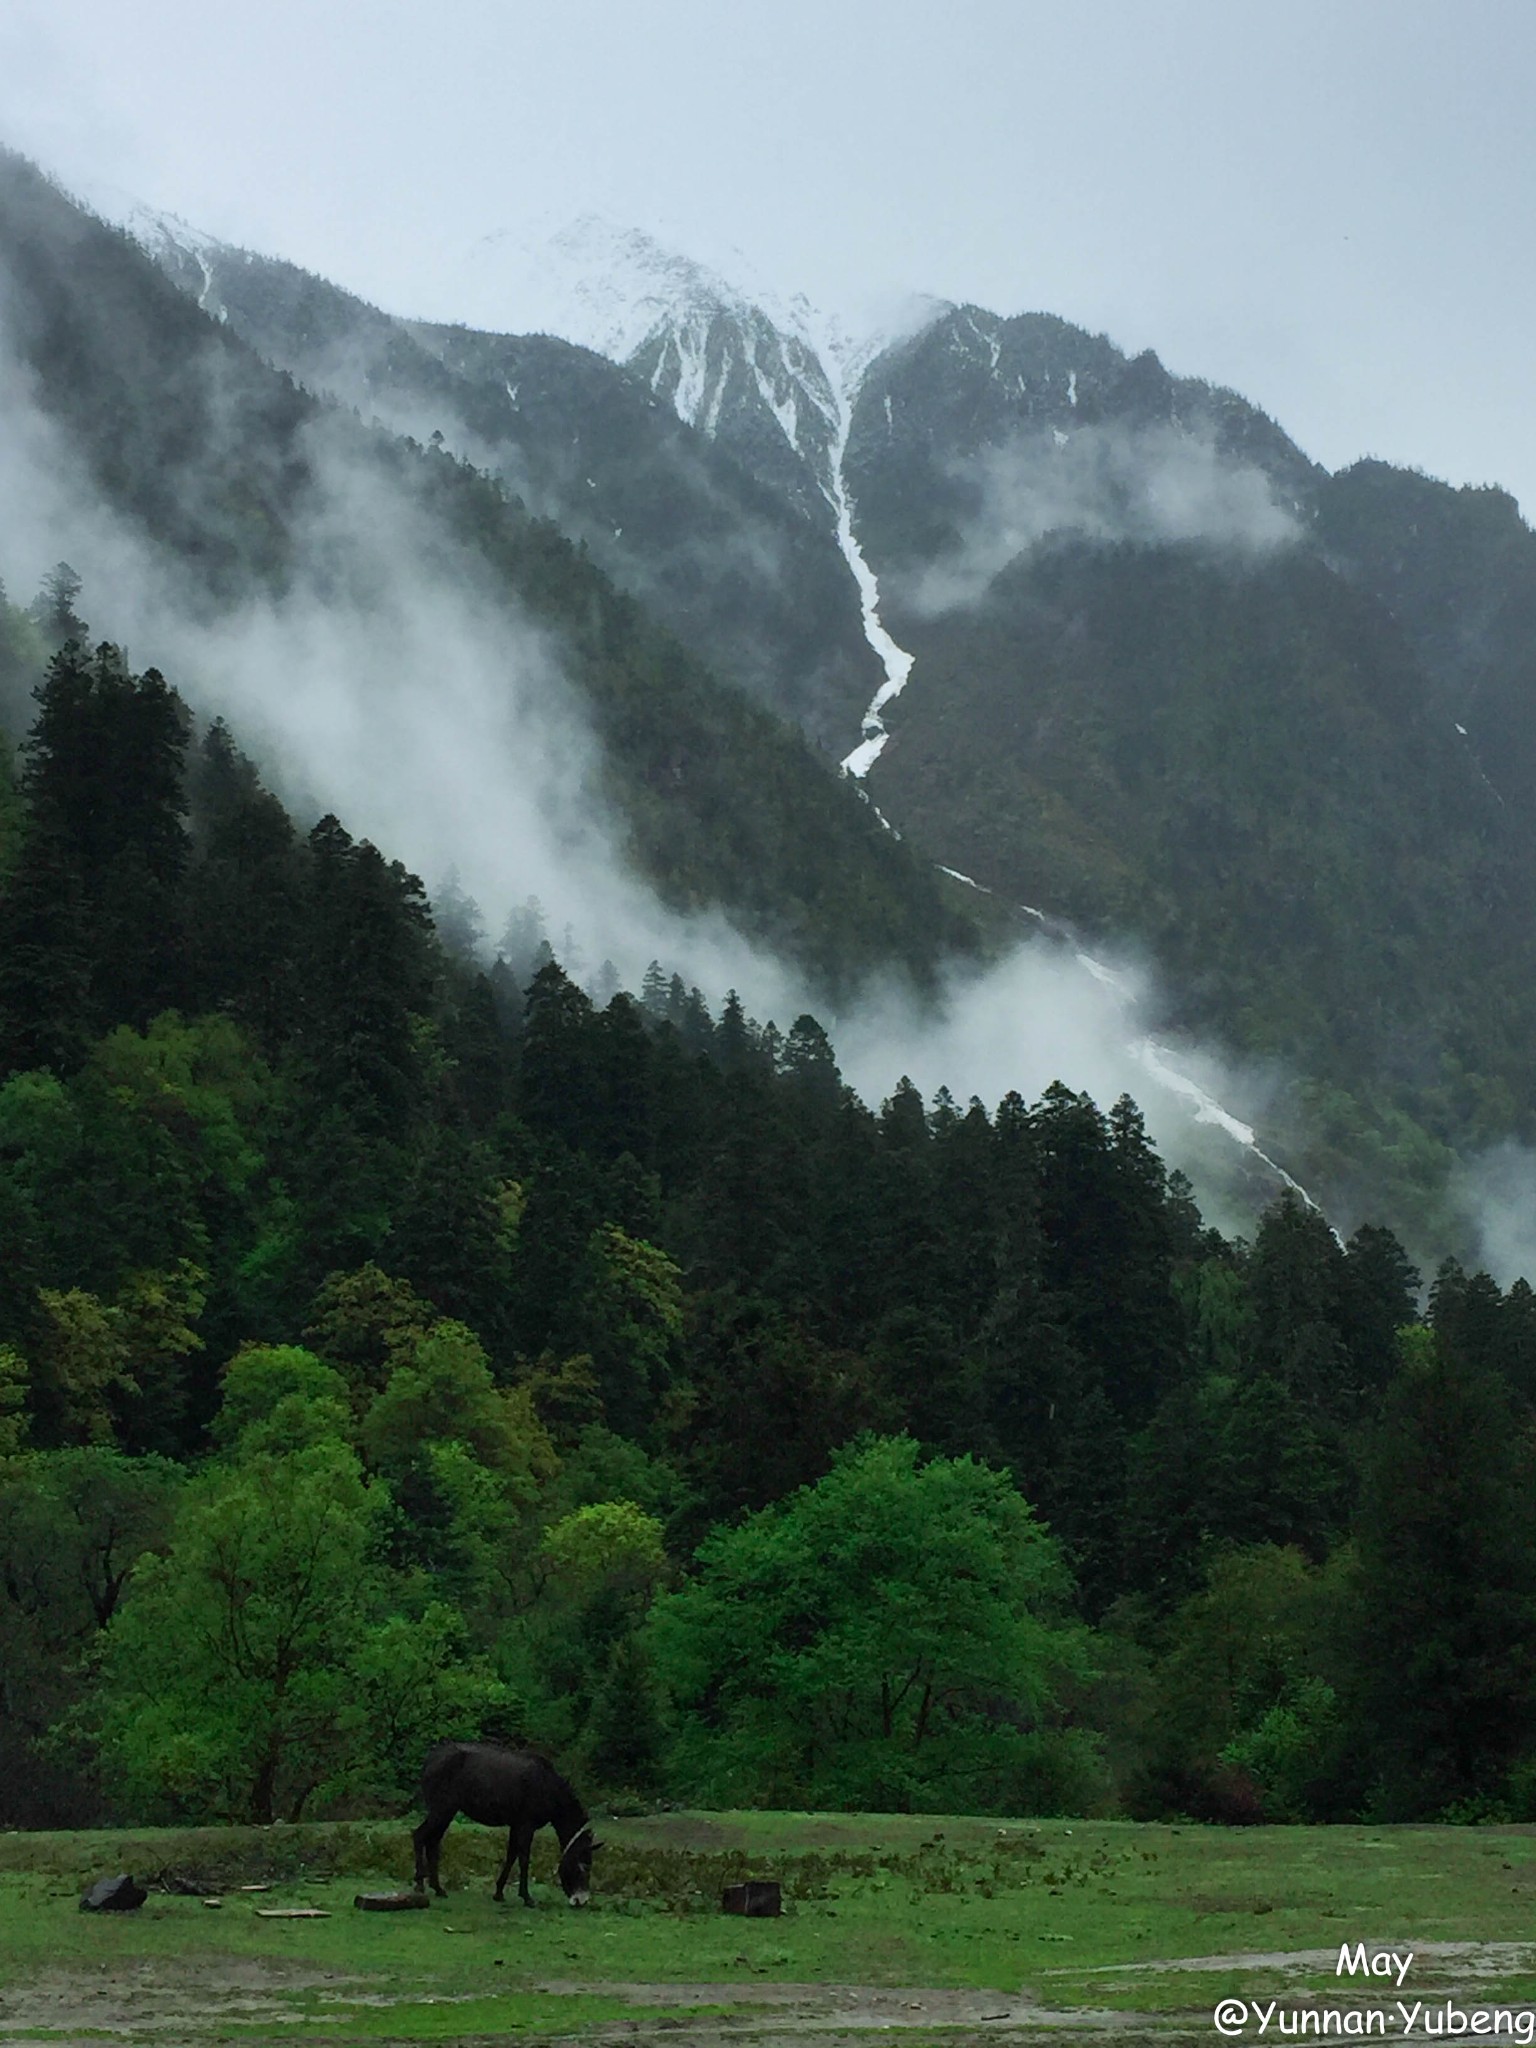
xmin=4 ymin=587 xmax=1536 ymax=1837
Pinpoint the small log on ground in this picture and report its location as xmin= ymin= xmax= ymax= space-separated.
xmin=354 ymin=1892 xmax=431 ymax=1911
xmin=721 ymin=1880 xmax=781 ymax=1917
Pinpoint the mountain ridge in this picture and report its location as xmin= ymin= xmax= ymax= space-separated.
xmin=19 ymin=157 xmax=1536 ymax=1254
xmin=0 ymin=150 xmax=975 ymax=1000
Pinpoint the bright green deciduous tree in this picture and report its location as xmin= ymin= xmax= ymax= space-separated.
xmin=362 ymin=1321 xmax=556 ymax=1495
xmin=93 ymin=1443 xmax=385 ymax=1821
xmin=361 ymin=1323 xmax=558 ymax=1617
xmin=649 ymin=1435 xmax=1085 ymax=1812
xmin=0 ymin=1346 xmax=27 ymax=1454
xmin=303 ymin=1263 xmax=437 ymax=1411
xmin=212 ymin=1344 xmax=354 ymax=1457
xmin=574 ymin=1224 xmax=683 ymax=1442
xmin=93 ymin=1438 xmax=509 ymax=1821
xmin=515 ymin=1498 xmax=674 ymax=1788
xmin=1133 ymin=1542 xmax=1351 ymax=1822
xmin=28 ymin=1287 xmax=133 ymax=1445
xmin=542 ymin=1498 xmax=666 ymax=1596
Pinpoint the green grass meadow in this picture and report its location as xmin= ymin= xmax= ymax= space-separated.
xmin=3 ymin=1812 xmax=1536 ymax=2041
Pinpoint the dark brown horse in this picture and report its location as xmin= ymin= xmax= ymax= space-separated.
xmin=411 ymin=1743 xmax=600 ymax=1906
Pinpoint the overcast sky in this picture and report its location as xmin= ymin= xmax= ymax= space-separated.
xmin=4 ymin=0 xmax=1535 ymax=512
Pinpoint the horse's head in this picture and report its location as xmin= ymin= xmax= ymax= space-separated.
xmin=558 ymin=1823 xmax=601 ymax=1907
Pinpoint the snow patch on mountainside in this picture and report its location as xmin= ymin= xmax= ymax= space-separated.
xmin=1135 ymin=1040 xmax=1327 ymax=1216
xmin=463 ymin=215 xmax=732 ymax=363
xmin=460 ymin=214 xmax=933 ymax=771
xmin=70 ymin=180 xmax=230 ymax=318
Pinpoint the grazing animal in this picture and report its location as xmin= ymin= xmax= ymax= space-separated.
xmin=411 ymin=1743 xmax=600 ymax=1907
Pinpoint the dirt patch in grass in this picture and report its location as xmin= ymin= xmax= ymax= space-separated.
xmin=537 ymin=1976 xmax=1067 ymax=2023
xmin=0 ymin=1953 xmax=357 ymax=2038
xmin=0 ymin=1961 xmax=1163 ymax=2047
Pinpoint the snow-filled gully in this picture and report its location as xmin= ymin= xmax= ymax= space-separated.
xmin=817 ymin=388 xmax=1320 ymax=1214
xmin=819 ymin=379 xmax=916 ymax=780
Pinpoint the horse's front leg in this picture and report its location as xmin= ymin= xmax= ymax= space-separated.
xmin=518 ymin=1824 xmax=536 ymax=1907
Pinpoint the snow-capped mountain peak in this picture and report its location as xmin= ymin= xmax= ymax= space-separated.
xmin=453 ymin=213 xmax=945 ymax=530
xmin=65 ymin=176 xmax=231 ymax=319
xmin=466 ymin=213 xmax=752 ymax=365
xmin=456 ymin=213 xmax=847 ymax=521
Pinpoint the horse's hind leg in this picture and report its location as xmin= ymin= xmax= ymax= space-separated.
xmin=494 ymin=1826 xmax=516 ymax=1903
xmin=413 ymin=1810 xmax=451 ymax=1897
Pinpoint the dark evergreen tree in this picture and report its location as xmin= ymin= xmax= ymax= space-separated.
xmin=779 ymin=1014 xmax=842 ymax=1109
xmin=0 ymin=818 xmax=91 ymax=1075
xmin=183 ymin=721 xmax=305 ymax=1046
xmin=293 ymin=817 xmax=435 ymax=1127
xmin=518 ymin=960 xmax=599 ymax=1153
xmin=1351 ymin=1330 xmax=1536 ymax=1817
xmin=383 ymin=1127 xmax=516 ymax=1360
xmin=28 ymin=563 xmax=86 ymax=646
xmin=440 ymin=972 xmax=513 ymax=1131
xmin=715 ymin=989 xmax=753 ymax=1074
xmin=431 ymin=867 xmax=486 ymax=963
xmin=5 ymin=644 xmax=191 ymax=1039
xmin=679 ymin=1288 xmax=892 ymax=1526
xmin=588 ymin=995 xmax=656 ymax=1166
xmin=639 ymin=960 xmax=669 ymax=1017
xmin=1338 ymin=1222 xmax=1420 ymax=1404
xmin=1033 ymin=1085 xmax=1182 ymax=1425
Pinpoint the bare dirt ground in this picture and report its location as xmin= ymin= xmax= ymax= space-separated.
xmin=0 ymin=1959 xmax=1217 ymax=2048
xmin=0 ymin=1955 xmax=365 ymax=2043
xmin=6 ymin=1947 xmax=1536 ymax=2048
xmin=537 ymin=1978 xmax=1142 ymax=2036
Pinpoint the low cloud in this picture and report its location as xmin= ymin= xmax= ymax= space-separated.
xmin=0 ymin=302 xmax=806 ymax=1017
xmin=911 ymin=421 xmax=1301 ymax=615
xmin=0 ymin=274 xmax=1310 ymax=1236
xmin=834 ymin=935 xmax=1298 ymax=1238
xmin=1453 ymin=1143 xmax=1536 ymax=1289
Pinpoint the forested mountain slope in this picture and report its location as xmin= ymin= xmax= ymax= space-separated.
xmin=842 ymin=305 xmax=1320 ymax=594
xmin=841 ymin=310 xmax=1536 ymax=1205
xmin=870 ymin=540 xmax=1531 ymax=1109
xmin=130 ymin=218 xmax=881 ymax=750
xmin=0 ymin=153 xmax=971 ymax=993
xmin=31 ymin=155 xmax=1536 ymax=1234
xmin=1317 ymin=460 xmax=1536 ymax=816
xmin=3 ymin=145 xmax=1535 ymax=1853
xmin=5 ymin=624 xmax=1536 ymax=1838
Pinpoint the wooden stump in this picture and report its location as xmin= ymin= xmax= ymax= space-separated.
xmin=721 ymin=1880 xmax=781 ymax=1917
